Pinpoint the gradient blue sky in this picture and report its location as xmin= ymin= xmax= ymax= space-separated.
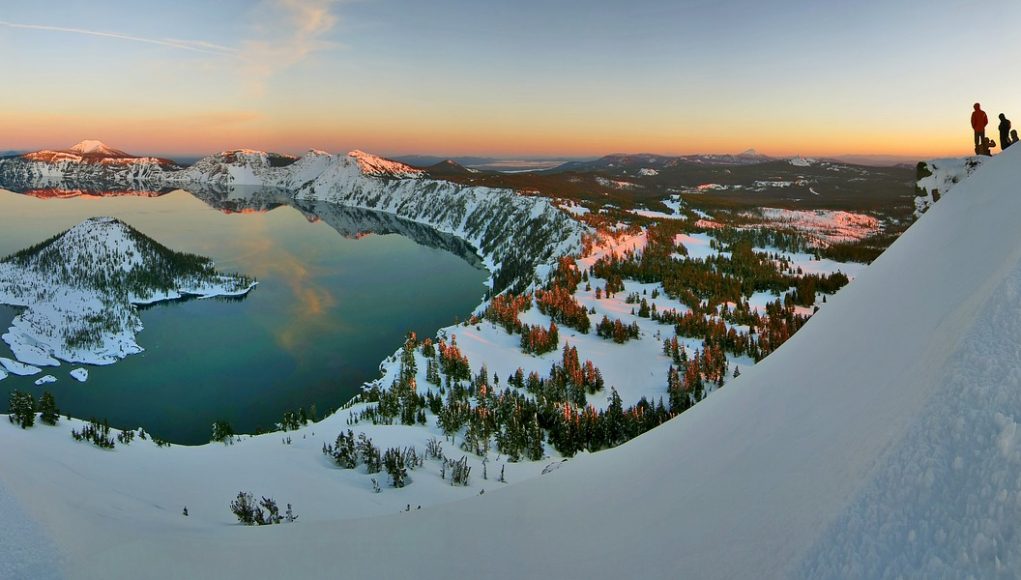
xmin=1 ymin=0 xmax=1018 ymax=158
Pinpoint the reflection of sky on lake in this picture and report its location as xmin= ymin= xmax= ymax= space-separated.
xmin=0 ymin=188 xmax=486 ymax=443
xmin=236 ymin=218 xmax=345 ymax=361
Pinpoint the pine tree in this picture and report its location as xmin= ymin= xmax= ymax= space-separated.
xmin=230 ymin=492 xmax=258 ymax=525
xmin=384 ymin=447 xmax=409 ymax=488
xmin=211 ymin=420 xmax=235 ymax=444
xmin=259 ymin=497 xmax=282 ymax=524
xmin=8 ymin=390 xmax=35 ymax=429
xmin=605 ymin=388 xmax=626 ymax=447
xmin=38 ymin=391 xmax=60 ymax=426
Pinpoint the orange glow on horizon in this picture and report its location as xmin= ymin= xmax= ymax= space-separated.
xmin=0 ymin=108 xmax=984 ymax=161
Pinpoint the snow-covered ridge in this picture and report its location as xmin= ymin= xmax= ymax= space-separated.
xmin=348 ymin=150 xmax=424 ymax=178
xmin=0 ymin=217 xmax=255 ymax=366
xmin=165 ymin=149 xmax=584 ymax=292
xmin=292 ymin=153 xmax=584 ymax=291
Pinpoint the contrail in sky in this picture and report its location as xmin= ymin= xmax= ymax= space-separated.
xmin=0 ymin=20 xmax=238 ymax=55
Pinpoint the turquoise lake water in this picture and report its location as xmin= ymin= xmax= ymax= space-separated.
xmin=0 ymin=187 xmax=487 ymax=444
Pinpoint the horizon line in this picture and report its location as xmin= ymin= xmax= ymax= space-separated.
xmin=0 ymin=143 xmax=949 ymax=164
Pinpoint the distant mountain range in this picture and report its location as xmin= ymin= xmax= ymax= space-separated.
xmin=0 ymin=140 xmax=584 ymax=294
xmin=547 ymin=150 xmax=775 ymax=173
xmin=0 ymin=140 xmax=918 ymax=220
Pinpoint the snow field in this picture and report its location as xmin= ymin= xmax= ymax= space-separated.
xmin=5 ymin=146 xmax=1006 ymax=577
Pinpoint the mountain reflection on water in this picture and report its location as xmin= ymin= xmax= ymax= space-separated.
xmin=0 ymin=184 xmax=487 ymax=444
xmin=8 ymin=183 xmax=484 ymax=269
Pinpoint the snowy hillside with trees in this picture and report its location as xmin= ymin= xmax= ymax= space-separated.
xmin=0 ymin=217 xmax=255 ymax=368
xmin=2 ymin=145 xmax=1020 ymax=578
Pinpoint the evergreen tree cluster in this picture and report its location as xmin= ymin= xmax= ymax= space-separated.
xmin=547 ymin=256 xmax=584 ymax=293
xmin=535 ymin=285 xmax=591 ymax=333
xmin=437 ymin=336 xmax=471 ymax=382
xmin=323 ymin=430 xmax=384 ymax=474
xmin=383 ymin=446 xmax=422 ymax=488
xmin=519 ymin=322 xmax=559 ymax=354
xmin=8 ymin=390 xmax=36 ymax=428
xmin=484 ymin=292 xmax=532 ymax=333
xmin=710 ymin=224 xmax=812 ymax=256
xmin=230 ymin=492 xmax=297 ymax=526
xmin=7 ymin=390 xmax=60 ymax=429
xmin=211 ymin=420 xmax=236 ymax=444
xmin=595 ymin=315 xmax=640 ymax=343
xmin=39 ymin=391 xmax=60 ymax=425
xmin=278 ymin=404 xmax=318 ymax=431
xmin=323 ymin=430 xmax=424 ymax=488
xmin=71 ymin=418 xmax=116 ymax=448
xmin=591 ymin=221 xmax=848 ymax=314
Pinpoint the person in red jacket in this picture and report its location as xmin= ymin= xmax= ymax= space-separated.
xmin=972 ymin=103 xmax=989 ymax=153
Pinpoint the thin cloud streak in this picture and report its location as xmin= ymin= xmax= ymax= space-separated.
xmin=0 ymin=20 xmax=239 ymax=55
xmin=240 ymin=0 xmax=341 ymax=95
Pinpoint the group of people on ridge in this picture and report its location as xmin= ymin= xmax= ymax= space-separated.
xmin=972 ymin=103 xmax=1018 ymax=156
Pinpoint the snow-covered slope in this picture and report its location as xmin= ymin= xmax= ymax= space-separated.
xmin=169 ymin=149 xmax=303 ymax=188
xmin=4 ymin=147 xmax=1020 ymax=577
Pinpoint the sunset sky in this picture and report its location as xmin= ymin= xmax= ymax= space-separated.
xmin=2 ymin=0 xmax=1019 ymax=160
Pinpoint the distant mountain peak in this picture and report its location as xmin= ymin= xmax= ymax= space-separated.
xmin=348 ymin=150 xmax=424 ymax=178
xmin=69 ymin=140 xmax=125 ymax=156
xmin=17 ymin=140 xmax=179 ymax=169
xmin=738 ymin=148 xmax=763 ymax=158
xmin=425 ymin=159 xmax=479 ymax=177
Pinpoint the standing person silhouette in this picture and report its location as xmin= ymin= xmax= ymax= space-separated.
xmin=972 ymin=103 xmax=989 ymax=153
xmin=999 ymin=113 xmax=1013 ymax=150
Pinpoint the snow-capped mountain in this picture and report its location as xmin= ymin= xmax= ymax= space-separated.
xmin=0 ymin=141 xmax=181 ymax=191
xmin=17 ymin=140 xmax=179 ymax=168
